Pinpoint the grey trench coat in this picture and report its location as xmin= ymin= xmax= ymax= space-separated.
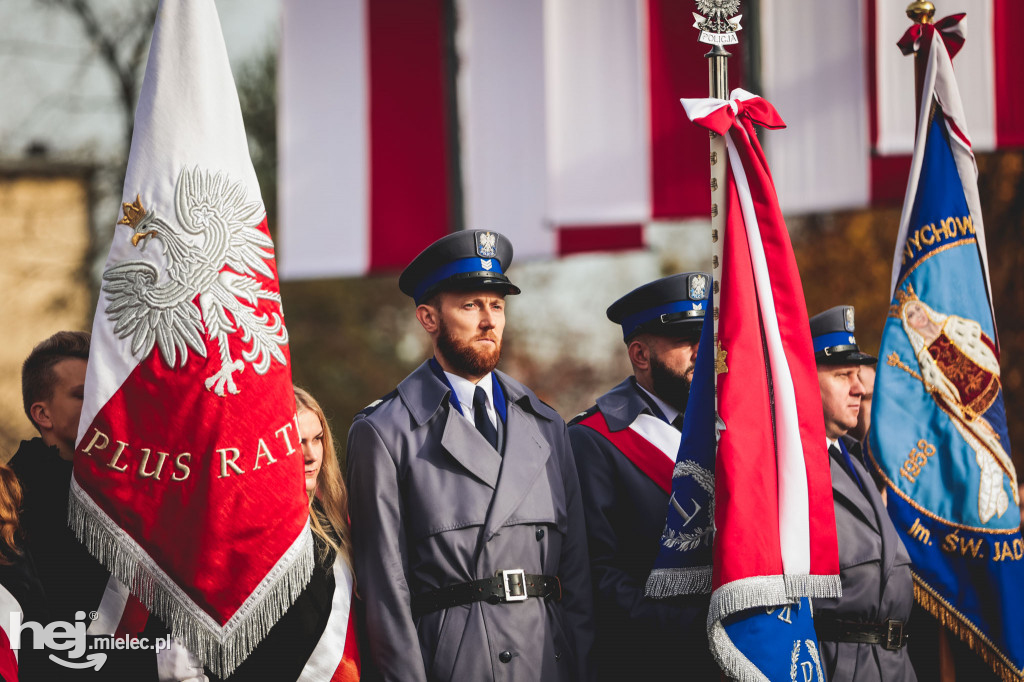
xmin=814 ymin=439 xmax=917 ymax=681
xmin=347 ymin=362 xmax=595 ymax=682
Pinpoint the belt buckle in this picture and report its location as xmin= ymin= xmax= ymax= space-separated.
xmin=885 ymin=619 xmax=905 ymax=650
xmin=500 ymin=569 xmax=528 ymax=602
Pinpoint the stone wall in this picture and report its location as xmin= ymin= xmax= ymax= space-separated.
xmin=0 ymin=167 xmax=93 ymax=460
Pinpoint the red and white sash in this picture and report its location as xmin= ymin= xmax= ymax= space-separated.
xmin=576 ymin=411 xmax=680 ymax=494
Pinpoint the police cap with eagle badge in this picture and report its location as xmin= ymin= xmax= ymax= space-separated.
xmin=399 ymin=230 xmax=522 ymax=304
xmin=606 ymin=272 xmax=710 ymax=342
xmin=809 ymin=305 xmax=877 ymax=366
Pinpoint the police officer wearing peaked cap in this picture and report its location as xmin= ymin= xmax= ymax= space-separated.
xmin=568 ymin=272 xmax=720 ymax=680
xmin=809 ymin=305 xmax=916 ymax=681
xmin=348 ymin=229 xmax=595 ymax=682
xmin=398 ymin=229 xmax=521 ymax=303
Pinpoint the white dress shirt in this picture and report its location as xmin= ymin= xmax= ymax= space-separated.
xmin=444 ymin=370 xmax=497 ymax=429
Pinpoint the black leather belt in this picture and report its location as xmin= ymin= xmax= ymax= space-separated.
xmin=411 ymin=570 xmax=561 ymax=618
xmin=815 ymin=617 xmax=908 ymax=651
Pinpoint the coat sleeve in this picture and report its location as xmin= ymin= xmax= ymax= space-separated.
xmin=346 ymin=417 xmax=428 ymax=682
xmin=554 ymin=420 xmax=597 ymax=682
xmin=568 ymin=425 xmax=706 ymax=629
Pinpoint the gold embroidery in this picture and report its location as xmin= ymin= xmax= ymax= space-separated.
xmin=119 ymin=194 xmax=147 ymax=228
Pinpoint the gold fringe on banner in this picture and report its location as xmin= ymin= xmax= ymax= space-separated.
xmin=913 ymin=572 xmax=1024 ymax=682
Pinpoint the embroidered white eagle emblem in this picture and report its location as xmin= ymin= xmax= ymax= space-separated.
xmin=102 ymin=167 xmax=287 ymax=396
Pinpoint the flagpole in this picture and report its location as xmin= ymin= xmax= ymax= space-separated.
xmin=904 ymin=5 xmax=958 ymax=680
xmin=693 ymin=2 xmax=742 ymax=404
xmin=906 ymin=1 xmax=935 ymax=121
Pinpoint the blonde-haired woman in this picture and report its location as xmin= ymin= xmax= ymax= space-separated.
xmin=207 ymin=389 xmax=360 ymax=681
xmin=296 ymin=386 xmax=352 ymax=568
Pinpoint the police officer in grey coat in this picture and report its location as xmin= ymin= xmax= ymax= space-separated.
xmin=567 ymin=273 xmax=718 ymax=679
xmin=347 ymin=230 xmax=595 ymax=682
xmin=810 ymin=305 xmax=916 ymax=681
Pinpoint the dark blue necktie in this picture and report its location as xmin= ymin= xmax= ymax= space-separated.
xmin=831 ymin=440 xmax=865 ymax=492
xmin=473 ymin=386 xmax=498 ymax=450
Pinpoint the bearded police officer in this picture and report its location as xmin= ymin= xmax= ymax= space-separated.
xmin=347 ymin=230 xmax=594 ymax=682
xmin=567 ymin=273 xmax=718 ymax=679
xmin=809 ymin=305 xmax=916 ymax=681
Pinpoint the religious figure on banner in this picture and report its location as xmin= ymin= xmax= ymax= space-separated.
xmin=889 ymin=284 xmax=1018 ymax=523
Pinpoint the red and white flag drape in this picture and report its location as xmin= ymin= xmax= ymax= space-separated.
xmin=277 ymin=0 xmax=743 ymax=278
xmin=680 ymin=91 xmax=841 ymax=660
xmin=71 ymin=0 xmax=312 ymax=676
xmin=762 ymin=0 xmax=1024 ymax=210
xmin=277 ymin=0 xmax=1024 ymax=280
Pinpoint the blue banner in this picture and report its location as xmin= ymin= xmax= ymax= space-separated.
xmin=645 ymin=281 xmax=717 ymax=596
xmin=868 ymin=114 xmax=1024 ymax=678
xmin=723 ymin=598 xmax=825 ymax=682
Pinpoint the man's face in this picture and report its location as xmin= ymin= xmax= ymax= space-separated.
xmin=36 ymin=358 xmax=87 ymax=459
xmin=849 ymin=364 xmax=876 ymax=441
xmin=434 ymin=290 xmax=506 ymax=380
xmin=647 ymin=334 xmax=700 ymax=413
xmin=817 ymin=363 xmax=865 ymax=440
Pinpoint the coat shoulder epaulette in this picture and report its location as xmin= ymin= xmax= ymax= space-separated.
xmin=356 ymin=389 xmax=399 ymax=419
xmin=567 ymin=405 xmax=600 ymax=427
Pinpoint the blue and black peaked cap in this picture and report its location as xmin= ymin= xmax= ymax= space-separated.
xmin=399 ymin=230 xmax=522 ymax=304
xmin=607 ymin=272 xmax=711 ymax=342
xmin=809 ymin=305 xmax=877 ymax=366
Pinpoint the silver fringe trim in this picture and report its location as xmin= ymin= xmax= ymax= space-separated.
xmin=706 ymin=573 xmax=843 ymax=681
xmin=644 ymin=566 xmax=712 ymax=598
xmin=783 ymin=573 xmax=842 ymax=600
xmin=709 ymin=618 xmax=770 ymax=682
xmin=708 ymin=574 xmax=842 ymax=624
xmin=68 ymin=477 xmax=314 ymax=678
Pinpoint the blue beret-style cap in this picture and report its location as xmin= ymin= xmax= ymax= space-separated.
xmin=399 ymin=230 xmax=521 ymax=304
xmin=606 ymin=273 xmax=710 ymax=341
xmin=809 ymin=305 xmax=877 ymax=365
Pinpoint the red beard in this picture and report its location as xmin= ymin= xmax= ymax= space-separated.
xmin=437 ymin=317 xmax=502 ymax=378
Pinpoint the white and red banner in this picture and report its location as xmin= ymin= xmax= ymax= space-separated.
xmin=72 ymin=0 xmax=312 ymax=677
xmin=680 ymin=91 xmax=841 ymax=667
xmin=752 ymin=0 xmax=1024 ymax=210
xmin=278 ymin=0 xmax=1024 ymax=280
xmin=277 ymin=0 xmax=741 ymax=278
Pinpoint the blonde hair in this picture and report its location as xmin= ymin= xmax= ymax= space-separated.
xmin=295 ymin=387 xmax=352 ymax=567
xmin=0 ymin=465 xmax=23 ymax=564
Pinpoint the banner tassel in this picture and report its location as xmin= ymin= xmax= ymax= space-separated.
xmin=68 ymin=478 xmax=314 ymax=678
xmin=913 ymin=573 xmax=1024 ymax=682
xmin=645 ymin=567 xmax=712 ymax=597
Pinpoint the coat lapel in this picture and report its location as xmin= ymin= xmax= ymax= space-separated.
xmin=482 ymin=381 xmax=553 ymax=539
xmin=440 ymin=408 xmax=502 ymax=489
xmin=398 ymin=361 xmax=502 ymax=488
xmin=846 ymin=444 xmax=907 ymax=589
xmin=829 ymin=454 xmax=879 ymax=535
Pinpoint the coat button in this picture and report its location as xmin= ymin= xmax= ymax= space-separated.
xmin=535 ymin=527 xmax=545 ymax=540
xmin=555 ymin=651 xmax=562 ymax=661
xmin=499 ymin=650 xmax=513 ymax=664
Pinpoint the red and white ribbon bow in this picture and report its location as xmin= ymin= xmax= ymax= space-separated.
xmin=680 ymin=89 xmax=786 ymax=136
xmin=898 ymin=13 xmax=967 ymax=59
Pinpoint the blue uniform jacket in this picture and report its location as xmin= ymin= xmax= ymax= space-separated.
xmin=567 ymin=378 xmax=718 ymax=680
